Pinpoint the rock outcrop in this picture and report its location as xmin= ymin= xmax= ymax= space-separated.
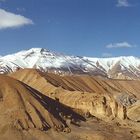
xmin=10 ymin=69 xmax=140 ymax=122
xmin=0 ymin=69 xmax=139 ymax=139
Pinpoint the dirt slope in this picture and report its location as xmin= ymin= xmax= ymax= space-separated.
xmin=0 ymin=74 xmax=134 ymax=140
xmin=0 ymin=75 xmax=88 ymax=140
xmin=9 ymin=69 xmax=140 ymax=139
xmin=10 ymin=69 xmax=140 ymax=97
xmin=10 ymin=69 xmax=140 ymax=119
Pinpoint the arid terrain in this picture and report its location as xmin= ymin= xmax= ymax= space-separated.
xmin=1 ymin=0 xmax=140 ymax=138
xmin=0 ymin=68 xmax=139 ymax=140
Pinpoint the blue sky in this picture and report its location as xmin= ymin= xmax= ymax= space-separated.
xmin=0 ymin=0 xmax=139 ymax=57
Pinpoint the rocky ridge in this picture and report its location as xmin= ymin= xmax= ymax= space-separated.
xmin=0 ymin=48 xmax=140 ymax=79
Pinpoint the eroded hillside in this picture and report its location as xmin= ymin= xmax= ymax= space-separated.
xmin=0 ymin=75 xmax=85 ymax=139
xmin=9 ymin=68 xmax=140 ymax=139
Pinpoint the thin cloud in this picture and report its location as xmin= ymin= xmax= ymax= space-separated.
xmin=106 ymin=42 xmax=135 ymax=49
xmin=116 ymin=0 xmax=131 ymax=7
xmin=0 ymin=8 xmax=33 ymax=29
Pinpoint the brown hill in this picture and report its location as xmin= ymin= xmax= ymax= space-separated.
xmin=10 ymin=69 xmax=140 ymax=121
xmin=0 ymin=74 xmax=89 ymax=140
xmin=10 ymin=69 xmax=140 ymax=96
xmin=9 ymin=69 xmax=140 ymax=139
xmin=0 ymin=73 xmax=134 ymax=140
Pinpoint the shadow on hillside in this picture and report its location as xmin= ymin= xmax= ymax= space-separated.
xmin=20 ymin=82 xmax=86 ymax=132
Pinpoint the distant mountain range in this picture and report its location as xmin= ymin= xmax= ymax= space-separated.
xmin=0 ymin=48 xmax=140 ymax=79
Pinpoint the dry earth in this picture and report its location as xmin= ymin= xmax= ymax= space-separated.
xmin=0 ymin=68 xmax=139 ymax=139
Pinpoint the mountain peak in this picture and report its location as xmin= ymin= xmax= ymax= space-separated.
xmin=27 ymin=48 xmax=50 ymax=53
xmin=0 ymin=48 xmax=140 ymax=79
xmin=18 ymin=48 xmax=51 ymax=55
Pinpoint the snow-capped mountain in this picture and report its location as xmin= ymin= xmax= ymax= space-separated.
xmin=0 ymin=48 xmax=140 ymax=79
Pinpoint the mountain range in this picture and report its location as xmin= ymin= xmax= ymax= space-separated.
xmin=0 ymin=48 xmax=140 ymax=139
xmin=0 ymin=68 xmax=139 ymax=140
xmin=0 ymin=48 xmax=140 ymax=79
